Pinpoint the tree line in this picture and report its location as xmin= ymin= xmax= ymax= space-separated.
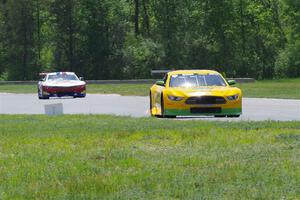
xmin=0 ymin=0 xmax=299 ymax=80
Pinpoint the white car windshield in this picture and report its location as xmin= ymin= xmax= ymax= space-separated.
xmin=47 ymin=74 xmax=79 ymax=81
xmin=169 ymin=74 xmax=227 ymax=88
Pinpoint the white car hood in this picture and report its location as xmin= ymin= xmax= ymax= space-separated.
xmin=43 ymin=80 xmax=85 ymax=87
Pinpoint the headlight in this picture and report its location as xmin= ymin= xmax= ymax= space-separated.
xmin=168 ymin=95 xmax=184 ymax=101
xmin=227 ymin=94 xmax=239 ymax=100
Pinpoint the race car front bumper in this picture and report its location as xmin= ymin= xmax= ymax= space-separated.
xmin=163 ymin=95 xmax=242 ymax=116
xmin=164 ymin=107 xmax=242 ymax=116
xmin=42 ymin=85 xmax=86 ymax=97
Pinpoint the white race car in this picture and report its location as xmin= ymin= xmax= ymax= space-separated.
xmin=38 ymin=72 xmax=86 ymax=99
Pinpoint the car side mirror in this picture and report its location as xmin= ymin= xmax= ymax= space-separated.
xmin=39 ymin=79 xmax=44 ymax=82
xmin=156 ymin=80 xmax=165 ymax=87
xmin=80 ymin=77 xmax=84 ymax=81
xmin=227 ymin=80 xmax=236 ymax=85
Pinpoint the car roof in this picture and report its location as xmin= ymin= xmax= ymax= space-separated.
xmin=168 ymin=70 xmax=220 ymax=76
xmin=46 ymin=72 xmax=76 ymax=75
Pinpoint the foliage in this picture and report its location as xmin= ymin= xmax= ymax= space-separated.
xmin=275 ymin=40 xmax=300 ymax=78
xmin=0 ymin=0 xmax=299 ymax=80
xmin=274 ymin=0 xmax=300 ymax=78
xmin=122 ymin=35 xmax=164 ymax=78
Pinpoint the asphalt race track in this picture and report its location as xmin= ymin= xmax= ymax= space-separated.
xmin=0 ymin=93 xmax=299 ymax=121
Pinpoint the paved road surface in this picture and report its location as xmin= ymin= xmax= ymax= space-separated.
xmin=0 ymin=93 xmax=299 ymax=121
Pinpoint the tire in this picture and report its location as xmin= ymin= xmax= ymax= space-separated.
xmin=149 ymin=91 xmax=154 ymax=116
xmin=160 ymin=93 xmax=165 ymax=117
xmin=227 ymin=115 xmax=240 ymax=118
xmin=39 ymin=95 xmax=49 ymax=99
xmin=214 ymin=115 xmax=226 ymax=118
xmin=38 ymin=95 xmax=49 ymax=99
xmin=165 ymin=115 xmax=177 ymax=118
xmin=38 ymin=88 xmax=49 ymax=99
xmin=38 ymin=88 xmax=41 ymax=99
xmin=160 ymin=93 xmax=176 ymax=118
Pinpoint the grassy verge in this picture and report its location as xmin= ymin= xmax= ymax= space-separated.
xmin=0 ymin=115 xmax=300 ymax=199
xmin=0 ymin=84 xmax=38 ymax=94
xmin=237 ymin=78 xmax=300 ymax=99
xmin=0 ymin=78 xmax=299 ymax=99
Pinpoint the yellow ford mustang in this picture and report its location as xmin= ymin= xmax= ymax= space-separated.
xmin=150 ymin=70 xmax=242 ymax=118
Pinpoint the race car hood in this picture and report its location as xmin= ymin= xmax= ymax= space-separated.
xmin=166 ymin=86 xmax=241 ymax=97
xmin=43 ymin=80 xmax=86 ymax=87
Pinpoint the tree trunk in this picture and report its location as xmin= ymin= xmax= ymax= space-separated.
xmin=68 ymin=0 xmax=74 ymax=71
xmin=21 ymin=7 xmax=27 ymax=80
xmin=142 ymin=0 xmax=149 ymax=36
xmin=134 ymin=0 xmax=139 ymax=36
xmin=240 ymin=0 xmax=245 ymax=56
xmin=36 ymin=0 xmax=41 ymax=60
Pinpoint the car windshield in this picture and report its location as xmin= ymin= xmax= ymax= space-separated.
xmin=169 ymin=74 xmax=227 ymax=88
xmin=47 ymin=74 xmax=79 ymax=81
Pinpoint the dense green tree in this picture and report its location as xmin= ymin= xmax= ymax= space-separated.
xmin=1 ymin=0 xmax=38 ymax=80
xmin=275 ymin=0 xmax=300 ymax=77
xmin=50 ymin=0 xmax=77 ymax=72
xmin=77 ymin=0 xmax=111 ymax=79
xmin=0 ymin=3 xmax=6 ymax=79
xmin=151 ymin=0 xmax=183 ymax=68
xmin=0 ymin=0 xmax=299 ymax=80
xmin=239 ymin=0 xmax=286 ymax=78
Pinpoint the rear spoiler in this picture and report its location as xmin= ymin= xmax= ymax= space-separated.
xmin=39 ymin=72 xmax=48 ymax=76
xmin=151 ymin=70 xmax=173 ymax=76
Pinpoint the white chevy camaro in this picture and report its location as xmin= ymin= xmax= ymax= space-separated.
xmin=38 ymin=72 xmax=86 ymax=99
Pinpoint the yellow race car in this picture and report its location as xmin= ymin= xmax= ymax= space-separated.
xmin=150 ymin=70 xmax=242 ymax=118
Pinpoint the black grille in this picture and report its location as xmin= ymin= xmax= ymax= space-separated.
xmin=190 ymin=107 xmax=221 ymax=114
xmin=51 ymin=86 xmax=76 ymax=89
xmin=185 ymin=96 xmax=226 ymax=105
xmin=56 ymin=92 xmax=75 ymax=97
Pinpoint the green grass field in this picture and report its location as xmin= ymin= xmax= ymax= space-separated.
xmin=236 ymin=78 xmax=300 ymax=99
xmin=0 ymin=78 xmax=299 ymax=99
xmin=0 ymin=115 xmax=299 ymax=199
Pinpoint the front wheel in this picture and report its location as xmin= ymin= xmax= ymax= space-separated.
xmin=227 ymin=115 xmax=240 ymax=118
xmin=38 ymin=95 xmax=49 ymax=99
xmin=38 ymin=88 xmax=49 ymax=99
xmin=160 ymin=93 xmax=165 ymax=117
xmin=149 ymin=91 xmax=154 ymax=116
xmin=160 ymin=93 xmax=176 ymax=118
xmin=214 ymin=115 xmax=226 ymax=118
